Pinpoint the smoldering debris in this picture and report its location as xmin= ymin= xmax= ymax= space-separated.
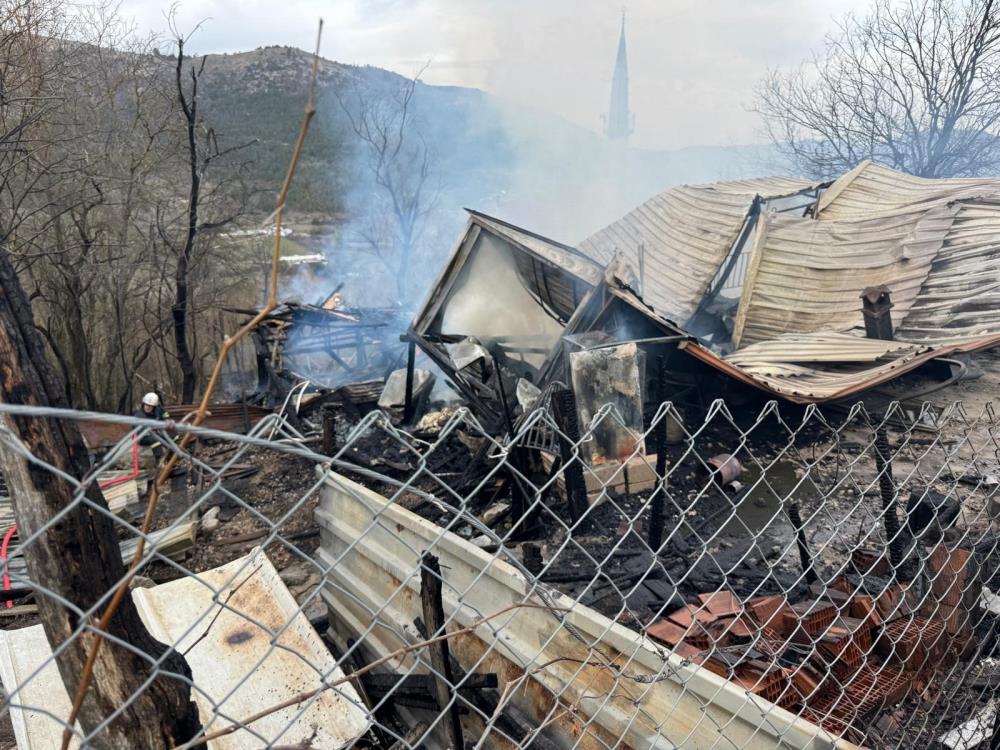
xmin=123 ymin=161 xmax=1000 ymax=749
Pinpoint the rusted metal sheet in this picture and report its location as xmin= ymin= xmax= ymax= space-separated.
xmin=79 ymin=404 xmax=271 ymax=449
xmin=132 ymin=548 xmax=370 ymax=748
xmin=681 ymin=332 xmax=1000 ymax=403
xmin=315 ymin=468 xmax=856 ymax=750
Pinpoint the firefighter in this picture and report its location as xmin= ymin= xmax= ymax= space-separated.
xmin=134 ymin=392 xmax=168 ymax=466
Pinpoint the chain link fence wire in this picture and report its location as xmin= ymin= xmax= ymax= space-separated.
xmin=0 ymin=395 xmax=999 ymax=749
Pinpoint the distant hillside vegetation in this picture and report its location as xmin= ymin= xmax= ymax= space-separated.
xmin=185 ymin=45 xmax=787 ymax=238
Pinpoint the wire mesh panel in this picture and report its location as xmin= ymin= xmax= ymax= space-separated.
xmin=0 ymin=398 xmax=998 ymax=749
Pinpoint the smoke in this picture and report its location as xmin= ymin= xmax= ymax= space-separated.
xmin=439 ymin=231 xmax=564 ymax=368
xmin=321 ymin=73 xmax=787 ymax=312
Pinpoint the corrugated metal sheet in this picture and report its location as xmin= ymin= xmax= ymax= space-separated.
xmin=733 ymin=203 xmax=959 ymax=346
xmin=683 ymin=331 xmax=1000 ymax=403
xmin=896 ymin=200 xmax=1000 ymax=343
xmin=700 ymin=162 xmax=1000 ymax=400
xmin=720 ymin=333 xmax=929 ymax=400
xmin=579 ymin=177 xmax=814 ymax=323
xmin=414 ymin=163 xmax=1000 ymax=404
xmin=316 ymin=468 xmax=856 ymax=749
xmin=817 ymin=160 xmax=1000 ymax=220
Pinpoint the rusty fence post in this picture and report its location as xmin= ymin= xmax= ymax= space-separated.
xmin=787 ymin=501 xmax=817 ymax=584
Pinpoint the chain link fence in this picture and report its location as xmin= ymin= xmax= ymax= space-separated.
xmin=0 ymin=394 xmax=998 ymax=749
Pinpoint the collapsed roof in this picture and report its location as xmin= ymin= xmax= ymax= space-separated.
xmin=411 ymin=161 xmax=1000 ymax=409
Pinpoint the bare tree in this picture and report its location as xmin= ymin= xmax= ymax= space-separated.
xmin=165 ymin=22 xmax=254 ymax=402
xmin=338 ymin=68 xmax=438 ymax=303
xmin=0 ymin=2 xmax=201 ymax=745
xmin=755 ymin=0 xmax=1000 ymax=179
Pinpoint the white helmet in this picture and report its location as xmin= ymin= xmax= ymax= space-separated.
xmin=142 ymin=392 xmax=160 ymax=407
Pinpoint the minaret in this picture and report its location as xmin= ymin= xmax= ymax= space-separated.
xmin=605 ymin=10 xmax=633 ymax=143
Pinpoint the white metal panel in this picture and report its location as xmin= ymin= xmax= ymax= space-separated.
xmin=316 ymin=469 xmax=855 ymax=750
xmin=0 ymin=550 xmax=370 ymax=750
xmin=580 ymin=178 xmax=816 ymax=325
xmin=0 ymin=625 xmax=80 ymax=749
xmin=133 ymin=548 xmax=370 ymax=749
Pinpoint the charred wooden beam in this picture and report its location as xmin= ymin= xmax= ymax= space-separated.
xmin=361 ymin=672 xmax=498 ymax=710
xmin=403 ymin=340 xmax=417 ymax=424
xmin=551 ymin=387 xmax=588 ymax=526
xmin=649 ymin=355 xmax=669 ymax=553
xmin=874 ymin=425 xmax=904 ymax=579
xmin=420 ymin=553 xmax=465 ymax=749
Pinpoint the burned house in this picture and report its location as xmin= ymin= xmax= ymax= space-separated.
xmin=235 ymin=302 xmax=410 ymax=417
xmin=408 ymin=161 xmax=1000 ymax=428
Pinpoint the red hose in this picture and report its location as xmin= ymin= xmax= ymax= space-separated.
xmin=98 ymin=434 xmax=140 ymax=489
xmin=2 ymin=523 xmax=16 ymax=609
xmin=0 ymin=437 xmax=140 ymax=610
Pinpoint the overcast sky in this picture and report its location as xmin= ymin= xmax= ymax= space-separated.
xmin=118 ymin=0 xmax=872 ymax=150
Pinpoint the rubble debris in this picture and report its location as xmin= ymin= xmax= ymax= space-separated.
xmin=569 ymin=341 xmax=645 ymax=464
xmin=413 ymin=407 xmax=459 ymax=435
xmin=235 ymin=301 xmax=408 ymax=408
xmin=201 ymin=506 xmax=221 ymax=532
xmin=378 ymin=367 xmax=434 ymax=421
xmin=937 ymin=699 xmax=999 ymax=750
xmin=411 ymin=162 xmax=1000 ymax=418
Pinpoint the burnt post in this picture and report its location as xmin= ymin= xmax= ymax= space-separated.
xmin=321 ymin=403 xmax=339 ymax=456
xmin=551 ymin=387 xmax=588 ymax=526
xmin=648 ymin=356 xmax=669 ymax=553
xmin=787 ymin=502 xmax=817 ymax=584
xmin=0 ymin=246 xmax=200 ymax=747
xmin=240 ymin=389 xmax=250 ymax=433
xmin=402 ymin=339 xmax=417 ymax=425
xmin=419 ymin=553 xmax=465 ymax=749
xmin=860 ymin=285 xmax=894 ymax=341
xmin=873 ymin=426 xmax=905 ymax=579
xmin=522 ymin=543 xmax=544 ymax=577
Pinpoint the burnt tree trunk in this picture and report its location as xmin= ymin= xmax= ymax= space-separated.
xmin=0 ymin=245 xmax=201 ymax=747
xmin=173 ymin=40 xmax=202 ymax=404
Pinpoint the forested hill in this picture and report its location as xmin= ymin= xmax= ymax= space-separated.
xmin=189 ymin=44 xmax=782 ymax=241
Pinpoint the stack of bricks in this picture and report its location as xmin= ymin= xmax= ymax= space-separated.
xmin=643 ymin=557 xmax=981 ymax=742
